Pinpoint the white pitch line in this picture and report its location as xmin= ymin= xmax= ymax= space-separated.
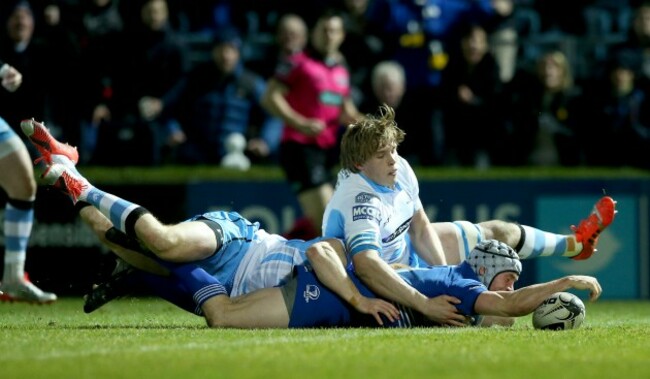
xmin=1 ymin=331 xmax=373 ymax=362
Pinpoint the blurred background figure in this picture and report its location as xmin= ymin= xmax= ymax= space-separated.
xmin=505 ymin=50 xmax=583 ymax=166
xmin=74 ymin=0 xmax=125 ymax=164
xmin=247 ymin=13 xmax=308 ymax=80
xmin=338 ymin=0 xmax=384 ymax=105
xmin=263 ymin=9 xmax=361 ymax=239
xmin=364 ymin=0 xmax=513 ymax=165
xmin=440 ymin=22 xmax=505 ymax=168
xmin=612 ymin=1 xmax=650 ymax=91
xmin=0 ymin=0 xmax=65 ymax=151
xmin=31 ymin=0 xmax=83 ymax=146
xmin=89 ymin=0 xmax=190 ymax=166
xmin=581 ymin=49 xmax=650 ymax=169
xmin=360 ymin=60 xmax=426 ymax=165
xmin=485 ymin=0 xmax=517 ymax=84
xmin=162 ymin=27 xmax=282 ymax=165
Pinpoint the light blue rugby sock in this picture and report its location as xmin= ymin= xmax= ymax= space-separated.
xmin=3 ymin=198 xmax=33 ymax=281
xmin=517 ymin=225 xmax=572 ymax=258
xmin=82 ymin=187 xmax=150 ymax=239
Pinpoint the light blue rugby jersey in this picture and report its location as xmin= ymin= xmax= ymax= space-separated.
xmin=186 ymin=211 xmax=261 ymax=293
xmin=322 ymin=156 xmax=422 ymax=265
xmin=187 ymin=210 xmax=328 ymax=296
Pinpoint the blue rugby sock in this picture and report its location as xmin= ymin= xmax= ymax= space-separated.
xmin=170 ymin=264 xmax=227 ymax=315
xmin=135 ymin=271 xmax=200 ymax=315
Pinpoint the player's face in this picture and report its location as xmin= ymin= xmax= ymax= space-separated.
xmin=489 ymin=272 xmax=519 ymax=291
xmin=358 ymin=144 xmax=398 ymax=188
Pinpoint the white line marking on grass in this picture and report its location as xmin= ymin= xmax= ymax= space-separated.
xmin=2 ymin=332 xmax=369 ymax=362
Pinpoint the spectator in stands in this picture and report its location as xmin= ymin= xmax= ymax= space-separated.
xmin=338 ymin=0 xmax=384 ymax=105
xmin=360 ymin=60 xmax=426 ymax=165
xmin=612 ymin=2 xmax=650 ymax=91
xmin=162 ymin=27 xmax=282 ymax=166
xmin=247 ymin=13 xmax=308 ymax=80
xmin=74 ymin=0 xmax=125 ymax=164
xmin=119 ymin=0 xmax=189 ymax=33
xmin=0 ymin=1 xmax=64 ymax=149
xmin=581 ymin=49 xmax=650 ymax=169
xmin=247 ymin=13 xmax=310 ymax=163
xmin=364 ymin=0 xmax=512 ymax=165
xmin=484 ymin=0 xmax=517 ymax=84
xmin=90 ymin=0 xmax=190 ymax=166
xmin=505 ymin=50 xmax=583 ymax=166
xmin=31 ymin=0 xmax=83 ymax=146
xmin=440 ymin=22 xmax=505 ymax=168
xmin=262 ymin=9 xmax=361 ymax=239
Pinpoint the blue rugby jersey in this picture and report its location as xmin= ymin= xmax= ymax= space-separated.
xmin=288 ymin=262 xmax=487 ymax=328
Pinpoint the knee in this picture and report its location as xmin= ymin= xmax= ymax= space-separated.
xmin=25 ymin=175 xmax=37 ymax=197
xmin=5 ymin=174 xmax=37 ymax=200
xmin=137 ymin=227 xmax=178 ymax=260
xmin=481 ymin=220 xmax=521 ymax=247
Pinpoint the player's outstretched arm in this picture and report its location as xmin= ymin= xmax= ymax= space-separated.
xmin=474 ymin=275 xmax=602 ymax=317
xmin=306 ymin=240 xmax=399 ymax=325
xmin=353 ymin=251 xmax=466 ymax=326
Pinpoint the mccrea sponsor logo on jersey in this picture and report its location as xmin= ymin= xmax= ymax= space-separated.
xmin=303 ymin=284 xmax=320 ymax=303
xmin=353 ymin=205 xmax=381 ymax=222
xmin=382 ymin=217 xmax=411 ymax=243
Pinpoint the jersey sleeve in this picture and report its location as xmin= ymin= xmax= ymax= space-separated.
xmin=447 ymin=278 xmax=487 ymax=316
xmin=324 ymin=172 xmax=384 ymax=258
xmin=345 ymin=193 xmax=384 ymax=258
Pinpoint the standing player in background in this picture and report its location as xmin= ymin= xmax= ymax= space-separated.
xmin=262 ymin=9 xmax=361 ymax=240
xmin=321 ymin=104 xmax=616 ymax=325
xmin=0 ymin=62 xmax=64 ymax=303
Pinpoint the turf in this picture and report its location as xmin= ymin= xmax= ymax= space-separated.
xmin=1 ymin=298 xmax=648 ymax=379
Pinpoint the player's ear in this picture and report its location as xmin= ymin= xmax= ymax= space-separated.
xmin=478 ymin=266 xmax=486 ymax=276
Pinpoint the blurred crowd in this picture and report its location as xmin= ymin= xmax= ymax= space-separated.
xmin=1 ymin=0 xmax=649 ymax=170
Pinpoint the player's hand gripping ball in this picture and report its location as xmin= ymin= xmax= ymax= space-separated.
xmin=533 ymin=292 xmax=585 ymax=330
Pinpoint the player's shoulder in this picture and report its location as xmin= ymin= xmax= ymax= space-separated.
xmin=333 ymin=179 xmax=380 ymax=207
xmin=336 ymin=170 xmax=374 ymax=191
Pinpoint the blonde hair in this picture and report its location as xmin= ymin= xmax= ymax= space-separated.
xmin=538 ymin=50 xmax=573 ymax=91
xmin=340 ymin=104 xmax=405 ymax=173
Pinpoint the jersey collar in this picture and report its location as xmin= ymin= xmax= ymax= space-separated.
xmin=359 ymin=173 xmax=402 ymax=194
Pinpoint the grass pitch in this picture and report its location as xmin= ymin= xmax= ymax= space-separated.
xmin=1 ymin=298 xmax=649 ymax=379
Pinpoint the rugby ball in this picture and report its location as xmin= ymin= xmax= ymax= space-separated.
xmin=532 ymin=292 xmax=586 ymax=330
